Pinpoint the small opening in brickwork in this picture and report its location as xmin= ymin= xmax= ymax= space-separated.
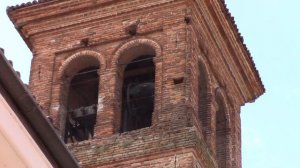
xmin=184 ymin=16 xmax=191 ymax=24
xmin=216 ymin=97 xmax=228 ymax=168
xmin=120 ymin=55 xmax=155 ymax=133
xmin=64 ymin=67 xmax=99 ymax=143
xmin=173 ymin=77 xmax=184 ymax=85
xmin=80 ymin=38 xmax=89 ymax=47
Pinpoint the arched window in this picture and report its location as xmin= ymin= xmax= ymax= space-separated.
xmin=64 ymin=67 xmax=99 ymax=143
xmin=60 ymin=55 xmax=100 ymax=143
xmin=120 ymin=55 xmax=155 ymax=132
xmin=216 ymin=95 xmax=229 ymax=168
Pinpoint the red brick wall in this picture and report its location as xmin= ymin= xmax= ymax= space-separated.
xmin=8 ymin=0 xmax=248 ymax=167
xmin=67 ymin=127 xmax=218 ymax=167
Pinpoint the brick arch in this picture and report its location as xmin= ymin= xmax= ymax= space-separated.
xmin=215 ymin=87 xmax=232 ymax=168
xmin=58 ymin=50 xmax=106 ymax=80
xmin=197 ymin=54 xmax=214 ymax=150
xmin=215 ymin=87 xmax=231 ymax=123
xmin=111 ymin=38 xmax=162 ymax=132
xmin=198 ymin=55 xmax=213 ymax=93
xmin=54 ymin=50 xmax=105 ymax=140
xmin=112 ymin=38 xmax=162 ymax=67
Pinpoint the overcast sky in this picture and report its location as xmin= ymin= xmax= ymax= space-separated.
xmin=1 ymin=1 xmax=300 ymax=168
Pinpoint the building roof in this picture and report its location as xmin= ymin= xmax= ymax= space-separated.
xmin=0 ymin=48 xmax=80 ymax=168
xmin=218 ymin=0 xmax=265 ymax=99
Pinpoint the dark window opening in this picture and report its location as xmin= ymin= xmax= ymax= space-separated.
xmin=64 ymin=67 xmax=99 ymax=143
xmin=120 ymin=55 xmax=155 ymax=133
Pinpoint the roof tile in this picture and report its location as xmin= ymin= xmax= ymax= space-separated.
xmin=7 ymin=0 xmax=54 ymax=11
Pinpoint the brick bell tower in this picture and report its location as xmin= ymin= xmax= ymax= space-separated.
xmin=8 ymin=0 xmax=264 ymax=167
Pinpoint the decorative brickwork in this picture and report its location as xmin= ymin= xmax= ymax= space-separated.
xmin=58 ymin=50 xmax=106 ymax=80
xmin=113 ymin=38 xmax=162 ymax=66
xmin=215 ymin=87 xmax=233 ymax=168
xmin=8 ymin=0 xmax=264 ymax=167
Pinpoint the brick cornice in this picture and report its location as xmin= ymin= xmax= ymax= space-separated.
xmin=206 ymin=0 xmax=264 ymax=102
xmin=190 ymin=0 xmax=264 ymax=105
xmin=8 ymin=0 xmax=177 ymax=37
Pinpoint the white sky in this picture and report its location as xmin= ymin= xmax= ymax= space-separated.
xmin=1 ymin=1 xmax=300 ymax=168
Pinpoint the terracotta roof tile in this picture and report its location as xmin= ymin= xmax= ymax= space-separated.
xmin=220 ymin=0 xmax=265 ymax=95
xmin=7 ymin=0 xmax=54 ymax=11
xmin=0 ymin=48 xmax=22 ymax=79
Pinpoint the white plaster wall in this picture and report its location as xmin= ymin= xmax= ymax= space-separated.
xmin=0 ymin=93 xmax=53 ymax=168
